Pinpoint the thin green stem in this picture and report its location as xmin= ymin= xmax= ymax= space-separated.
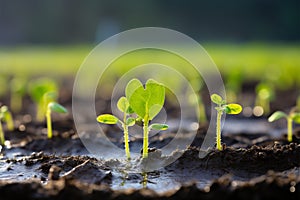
xmin=287 ymin=117 xmax=293 ymax=142
xmin=46 ymin=108 xmax=53 ymax=139
xmin=216 ymin=108 xmax=223 ymax=150
xmin=5 ymin=112 xmax=14 ymax=131
xmin=0 ymin=122 xmax=4 ymax=145
xmin=142 ymin=172 xmax=148 ymax=188
xmin=123 ymin=113 xmax=131 ymax=160
xmin=143 ymin=116 xmax=149 ymax=159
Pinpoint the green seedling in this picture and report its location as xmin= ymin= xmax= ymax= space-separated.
xmin=268 ymin=107 xmax=300 ymax=142
xmin=28 ymin=78 xmax=58 ymax=121
xmin=0 ymin=106 xmax=14 ymax=145
xmin=10 ymin=77 xmax=27 ymax=113
xmin=97 ymin=97 xmax=135 ymax=160
xmin=255 ymin=82 xmax=274 ymax=116
xmin=211 ymin=94 xmax=242 ymax=150
xmin=126 ymin=79 xmax=168 ymax=158
xmin=44 ymin=92 xmax=67 ymax=139
xmin=225 ymin=70 xmax=243 ymax=103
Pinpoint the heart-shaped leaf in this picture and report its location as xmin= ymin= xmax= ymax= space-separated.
xmin=126 ymin=79 xmax=165 ymax=120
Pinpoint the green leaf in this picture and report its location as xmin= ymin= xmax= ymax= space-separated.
xmin=146 ymin=79 xmax=165 ymax=120
xmin=44 ymin=91 xmax=58 ymax=106
xmin=225 ymin=104 xmax=242 ymax=114
xmin=125 ymin=78 xmax=143 ymax=101
xmin=28 ymin=78 xmax=58 ymax=103
xmin=292 ymin=113 xmax=300 ymax=124
xmin=48 ymin=102 xmax=68 ymax=114
xmin=149 ymin=123 xmax=169 ymax=131
xmin=126 ymin=79 xmax=165 ymax=120
xmin=117 ymin=96 xmax=129 ymax=113
xmin=126 ymin=117 xmax=135 ymax=126
xmin=211 ymin=94 xmax=223 ymax=105
xmin=268 ymin=111 xmax=287 ymax=122
xmin=97 ymin=114 xmax=119 ymax=124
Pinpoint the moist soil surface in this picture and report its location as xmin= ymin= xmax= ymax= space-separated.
xmin=1 ymin=82 xmax=300 ymax=200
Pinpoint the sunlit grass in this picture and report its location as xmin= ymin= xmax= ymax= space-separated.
xmin=1 ymin=43 xmax=300 ymax=84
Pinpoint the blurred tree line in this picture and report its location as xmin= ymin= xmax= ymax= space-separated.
xmin=0 ymin=0 xmax=299 ymax=45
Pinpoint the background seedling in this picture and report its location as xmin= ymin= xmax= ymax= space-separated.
xmin=268 ymin=106 xmax=300 ymax=142
xmin=0 ymin=106 xmax=14 ymax=145
xmin=225 ymin=70 xmax=243 ymax=103
xmin=97 ymin=96 xmax=135 ymax=160
xmin=211 ymin=94 xmax=242 ymax=150
xmin=126 ymin=78 xmax=168 ymax=158
xmin=10 ymin=76 xmax=27 ymax=113
xmin=44 ymin=92 xmax=67 ymax=139
xmin=255 ymin=82 xmax=274 ymax=116
xmin=28 ymin=78 xmax=58 ymax=121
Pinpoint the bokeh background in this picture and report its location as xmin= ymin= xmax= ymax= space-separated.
xmin=0 ymin=0 xmax=300 ymax=85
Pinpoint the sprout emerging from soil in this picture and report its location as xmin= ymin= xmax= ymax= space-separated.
xmin=0 ymin=106 xmax=14 ymax=145
xmin=97 ymin=97 xmax=135 ymax=160
xmin=126 ymin=79 xmax=168 ymax=159
xmin=28 ymin=78 xmax=58 ymax=121
xmin=211 ymin=94 xmax=242 ymax=150
xmin=44 ymin=92 xmax=68 ymax=139
xmin=268 ymin=107 xmax=300 ymax=142
xmin=255 ymin=83 xmax=274 ymax=116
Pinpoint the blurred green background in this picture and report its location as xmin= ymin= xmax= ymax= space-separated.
xmin=0 ymin=0 xmax=300 ymax=82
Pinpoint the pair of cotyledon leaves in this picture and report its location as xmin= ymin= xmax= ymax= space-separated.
xmin=98 ymin=79 xmax=168 ymax=131
xmin=211 ymin=94 xmax=242 ymax=114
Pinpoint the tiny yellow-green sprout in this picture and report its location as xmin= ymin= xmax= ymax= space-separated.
xmin=0 ymin=106 xmax=14 ymax=145
xmin=268 ymin=108 xmax=300 ymax=142
xmin=126 ymin=79 xmax=168 ymax=159
xmin=211 ymin=94 xmax=242 ymax=150
xmin=255 ymin=82 xmax=274 ymax=116
xmin=97 ymin=96 xmax=135 ymax=160
xmin=44 ymin=92 xmax=67 ymax=139
xmin=28 ymin=78 xmax=58 ymax=121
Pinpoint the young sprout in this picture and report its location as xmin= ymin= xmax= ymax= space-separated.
xmin=10 ymin=76 xmax=27 ymax=113
xmin=255 ymin=82 xmax=274 ymax=116
xmin=97 ymin=97 xmax=135 ymax=160
xmin=268 ymin=107 xmax=300 ymax=142
xmin=0 ymin=106 xmax=14 ymax=145
xmin=44 ymin=92 xmax=68 ymax=139
xmin=28 ymin=78 xmax=58 ymax=121
xmin=126 ymin=79 xmax=168 ymax=159
xmin=211 ymin=94 xmax=242 ymax=150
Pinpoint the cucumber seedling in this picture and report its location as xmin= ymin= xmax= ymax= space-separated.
xmin=0 ymin=106 xmax=14 ymax=145
xmin=28 ymin=78 xmax=58 ymax=121
xmin=268 ymin=107 xmax=300 ymax=142
xmin=126 ymin=79 xmax=168 ymax=158
xmin=211 ymin=94 xmax=242 ymax=150
xmin=44 ymin=92 xmax=68 ymax=139
xmin=97 ymin=96 xmax=135 ymax=160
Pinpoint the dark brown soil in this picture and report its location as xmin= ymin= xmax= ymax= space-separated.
xmin=1 ymin=80 xmax=300 ymax=200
